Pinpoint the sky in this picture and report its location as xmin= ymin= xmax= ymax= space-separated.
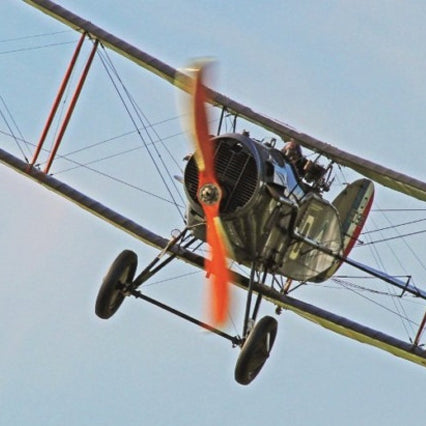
xmin=1 ymin=1 xmax=426 ymax=425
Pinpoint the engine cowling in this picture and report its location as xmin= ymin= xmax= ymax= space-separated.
xmin=184 ymin=133 xmax=262 ymax=217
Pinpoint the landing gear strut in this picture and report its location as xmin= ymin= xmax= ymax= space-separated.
xmin=95 ymin=238 xmax=242 ymax=347
xmin=95 ymin=229 xmax=192 ymax=320
xmin=95 ymin=238 xmax=279 ymax=386
xmin=234 ymin=262 xmax=278 ymax=385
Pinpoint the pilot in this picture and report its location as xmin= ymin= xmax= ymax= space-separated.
xmin=282 ymin=139 xmax=328 ymax=189
xmin=281 ymin=138 xmax=307 ymax=177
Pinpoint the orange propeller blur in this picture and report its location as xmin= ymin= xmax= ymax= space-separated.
xmin=190 ymin=63 xmax=231 ymax=325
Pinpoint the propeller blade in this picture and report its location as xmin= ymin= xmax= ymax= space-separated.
xmin=205 ymin=208 xmax=230 ymax=324
xmin=191 ymin=64 xmax=215 ymax=180
xmin=190 ymin=62 xmax=231 ymax=324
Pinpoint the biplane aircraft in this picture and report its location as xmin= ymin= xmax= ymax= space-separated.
xmin=2 ymin=0 xmax=426 ymax=386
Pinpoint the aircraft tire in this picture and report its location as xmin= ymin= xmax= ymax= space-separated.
xmin=234 ymin=316 xmax=278 ymax=385
xmin=95 ymin=250 xmax=138 ymax=319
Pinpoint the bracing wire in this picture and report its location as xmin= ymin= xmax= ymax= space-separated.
xmin=0 ymin=41 xmax=76 ymax=55
xmin=327 ymin=165 xmax=420 ymax=340
xmin=361 ymin=218 xmax=426 ymax=235
xmin=359 ymin=229 xmax=426 ymax=246
xmin=332 ymin=277 xmax=419 ymax=328
xmin=0 ymin=125 xmax=184 ymax=206
xmin=96 ymin=43 xmax=185 ymax=220
xmin=364 ymin=213 xmax=415 ymax=338
xmin=0 ymin=95 xmax=30 ymax=161
xmin=50 ymin=130 xmax=186 ymax=175
xmin=52 ymin=154 xmax=184 ymax=207
xmin=97 ymin=46 xmax=185 ymax=203
xmin=0 ymin=30 xmax=71 ymax=44
xmin=60 ymin=116 xmax=184 ymax=159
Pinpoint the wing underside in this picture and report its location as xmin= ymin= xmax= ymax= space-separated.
xmin=23 ymin=0 xmax=426 ymax=202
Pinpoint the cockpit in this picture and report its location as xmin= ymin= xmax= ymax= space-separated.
xmin=267 ymin=148 xmax=305 ymax=200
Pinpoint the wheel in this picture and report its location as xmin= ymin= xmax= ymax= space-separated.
xmin=95 ymin=250 xmax=138 ymax=319
xmin=234 ymin=316 xmax=278 ymax=385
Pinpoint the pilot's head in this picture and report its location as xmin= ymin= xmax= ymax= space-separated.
xmin=282 ymin=138 xmax=302 ymax=162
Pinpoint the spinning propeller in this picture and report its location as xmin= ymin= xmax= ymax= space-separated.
xmin=188 ymin=63 xmax=231 ymax=325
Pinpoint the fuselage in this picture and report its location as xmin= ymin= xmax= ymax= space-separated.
xmin=183 ymin=133 xmax=343 ymax=281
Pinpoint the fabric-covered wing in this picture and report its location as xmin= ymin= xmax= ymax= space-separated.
xmin=1 ymin=145 xmax=426 ymax=368
xmin=25 ymin=0 xmax=426 ymax=201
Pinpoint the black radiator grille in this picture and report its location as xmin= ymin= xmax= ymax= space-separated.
xmin=184 ymin=138 xmax=258 ymax=214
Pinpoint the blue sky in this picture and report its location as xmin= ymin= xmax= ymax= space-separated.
xmin=1 ymin=1 xmax=426 ymax=425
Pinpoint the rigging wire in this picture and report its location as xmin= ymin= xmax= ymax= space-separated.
xmin=51 ymin=155 xmax=184 ymax=207
xmin=372 ymin=208 xmax=426 ymax=212
xmin=60 ymin=116 xmax=184 ymax=158
xmin=282 ymin=232 xmax=415 ymax=336
xmin=96 ymin=43 xmax=185 ymax=220
xmin=329 ymin=166 xmax=419 ymax=339
xmin=361 ymin=217 xmax=426 ymax=235
xmin=0 ymin=95 xmax=30 ymax=161
xmin=0 ymin=40 xmax=76 ymax=55
xmin=331 ymin=277 xmax=419 ymax=328
xmin=0 ymin=30 xmax=71 ymax=43
xmin=0 ymin=122 xmax=186 ymax=207
xmin=48 ymin=130 xmax=185 ymax=175
xmin=375 ymin=207 xmax=426 ymax=273
xmin=98 ymin=46 xmax=185 ymax=200
xmin=365 ymin=214 xmax=415 ymax=338
xmin=335 ymin=163 xmax=350 ymax=187
xmin=330 ymin=277 xmax=408 ymax=297
xmin=144 ymin=270 xmax=201 ymax=288
xmin=360 ymin=229 xmax=426 ymax=246
xmin=52 ymin=114 xmax=218 ymax=175
xmin=132 ymin=97 xmax=184 ymax=173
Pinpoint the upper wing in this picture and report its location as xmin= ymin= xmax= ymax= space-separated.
xmin=24 ymin=0 xmax=426 ymax=202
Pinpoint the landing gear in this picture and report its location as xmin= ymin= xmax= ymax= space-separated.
xmin=234 ymin=262 xmax=278 ymax=385
xmin=95 ymin=238 xmax=279 ymax=386
xmin=95 ymin=250 xmax=138 ymax=319
xmin=95 ymin=230 xmax=192 ymax=320
xmin=234 ymin=316 xmax=278 ymax=385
